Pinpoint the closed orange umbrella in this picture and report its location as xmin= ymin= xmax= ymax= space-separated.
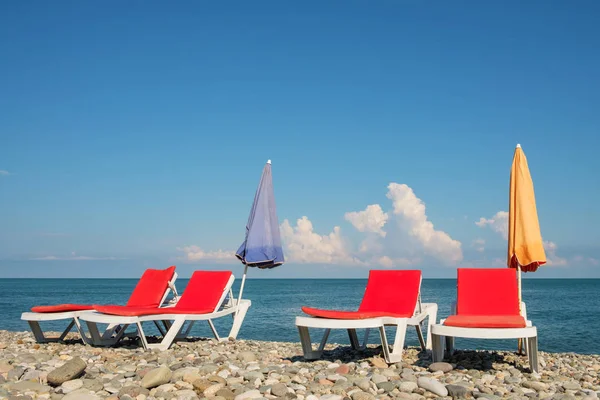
xmin=508 ymin=144 xmax=546 ymax=307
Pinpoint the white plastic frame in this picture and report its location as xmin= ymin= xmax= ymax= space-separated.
xmin=430 ymin=301 xmax=539 ymax=373
xmin=295 ymin=289 xmax=438 ymax=364
xmin=21 ymin=272 xmax=179 ymax=345
xmin=79 ymin=274 xmax=252 ymax=350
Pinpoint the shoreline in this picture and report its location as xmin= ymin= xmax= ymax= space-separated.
xmin=1 ymin=330 xmax=598 ymax=400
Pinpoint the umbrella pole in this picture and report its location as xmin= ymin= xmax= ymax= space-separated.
xmin=517 ymin=265 xmax=523 ymax=354
xmin=236 ymin=264 xmax=248 ymax=317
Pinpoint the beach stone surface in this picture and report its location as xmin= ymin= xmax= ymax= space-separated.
xmin=47 ymin=356 xmax=87 ymax=386
xmin=1 ymin=330 xmax=599 ymax=400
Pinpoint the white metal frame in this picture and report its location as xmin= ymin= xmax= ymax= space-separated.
xmin=79 ymin=274 xmax=252 ymax=350
xmin=295 ymin=284 xmax=438 ymax=364
xmin=21 ymin=272 xmax=179 ymax=345
xmin=430 ymin=301 xmax=539 ymax=373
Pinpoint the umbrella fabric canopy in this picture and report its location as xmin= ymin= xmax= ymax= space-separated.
xmin=236 ymin=160 xmax=284 ymax=269
xmin=508 ymin=144 xmax=546 ymax=273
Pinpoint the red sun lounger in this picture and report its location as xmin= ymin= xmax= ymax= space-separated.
xmin=80 ymin=270 xmax=252 ymax=350
xmin=430 ymin=268 xmax=539 ymax=372
xmin=295 ymin=270 xmax=438 ymax=363
xmin=21 ymin=266 xmax=178 ymax=345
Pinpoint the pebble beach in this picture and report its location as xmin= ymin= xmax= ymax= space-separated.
xmin=1 ymin=331 xmax=599 ymax=400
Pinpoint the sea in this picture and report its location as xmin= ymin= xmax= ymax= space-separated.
xmin=1 ymin=278 xmax=598 ymax=354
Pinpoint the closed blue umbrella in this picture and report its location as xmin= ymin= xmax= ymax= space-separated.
xmin=235 ymin=160 xmax=284 ymax=307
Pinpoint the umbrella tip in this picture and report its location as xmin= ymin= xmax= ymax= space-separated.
xmin=267 ymin=159 xmax=271 ymax=164
xmin=516 ymin=143 xmax=521 ymax=148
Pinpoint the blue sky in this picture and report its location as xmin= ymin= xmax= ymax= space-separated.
xmin=1 ymin=1 xmax=599 ymax=278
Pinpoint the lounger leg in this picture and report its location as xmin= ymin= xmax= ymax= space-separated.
xmin=527 ymin=336 xmax=539 ymax=373
xmin=297 ymin=326 xmax=323 ymax=360
xmin=154 ymin=321 xmax=167 ymax=337
xmin=432 ymin=334 xmax=445 ymax=362
xmin=445 ymin=336 xmax=455 ymax=357
xmin=28 ymin=321 xmax=48 ymax=343
xmin=146 ymin=318 xmax=186 ymax=351
xmin=177 ymin=321 xmax=195 ymax=339
xmin=387 ymin=320 xmax=408 ymax=364
xmin=363 ymin=328 xmax=371 ymax=348
xmin=415 ymin=324 xmax=426 ymax=351
xmin=378 ymin=326 xmax=391 ymax=363
xmin=136 ymin=322 xmax=149 ymax=350
xmin=348 ymin=329 xmax=361 ymax=350
xmin=208 ymin=320 xmax=221 ymax=341
xmin=424 ymin=303 xmax=438 ymax=350
xmin=84 ymin=321 xmax=104 ymax=346
xmin=228 ymin=301 xmax=251 ymax=340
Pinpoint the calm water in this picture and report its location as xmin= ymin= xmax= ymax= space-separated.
xmin=2 ymin=278 xmax=598 ymax=354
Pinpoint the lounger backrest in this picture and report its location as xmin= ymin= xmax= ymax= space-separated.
xmin=456 ymin=268 xmax=520 ymax=316
xmin=126 ymin=266 xmax=176 ymax=307
xmin=358 ymin=270 xmax=421 ymax=316
xmin=174 ymin=271 xmax=233 ymax=311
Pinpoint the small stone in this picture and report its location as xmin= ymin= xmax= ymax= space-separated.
xmin=370 ymin=358 xmax=388 ymax=369
xmin=63 ymin=388 xmax=101 ymax=400
xmin=356 ymin=378 xmax=371 ymax=391
xmin=234 ymin=389 xmax=262 ymax=400
xmin=523 ymin=381 xmax=548 ymax=392
xmin=141 ymin=366 xmax=172 ymax=389
xmin=377 ymin=381 xmax=395 ymax=392
xmin=446 ymin=384 xmax=469 ymax=399
xmin=216 ymin=388 xmax=235 ymax=400
xmin=371 ymin=374 xmax=387 ymax=384
xmin=47 ymin=357 xmax=87 ymax=386
xmin=238 ymin=352 xmax=257 ymax=362
xmin=10 ymin=380 xmax=51 ymax=393
xmin=335 ymin=364 xmax=350 ymax=375
xmin=417 ymin=377 xmax=448 ymax=397
xmin=119 ymin=386 xmax=150 ymax=398
xmin=176 ymin=389 xmax=200 ymax=400
xmin=0 ymin=360 xmax=13 ymax=374
xmin=352 ymin=392 xmax=375 ymax=400
xmin=473 ymin=393 xmax=501 ymax=400
xmin=271 ymin=383 xmax=289 ymax=397
xmin=61 ymin=379 xmax=84 ymax=394
xmin=399 ymin=382 xmax=418 ymax=393
xmin=193 ymin=379 xmax=212 ymax=392
xmin=320 ymin=395 xmax=343 ymax=400
xmin=104 ymin=380 xmax=123 ymax=394
xmin=319 ymin=378 xmax=334 ymax=386
xmin=563 ymin=382 xmax=582 ymax=391
xmin=429 ymin=362 xmax=453 ymax=373
xmin=204 ymin=383 xmax=225 ymax=396
xmin=7 ymin=366 xmax=25 ymax=381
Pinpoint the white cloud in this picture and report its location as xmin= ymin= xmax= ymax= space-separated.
xmin=542 ymin=241 xmax=567 ymax=267
xmin=176 ymin=246 xmax=234 ymax=263
xmin=344 ymin=204 xmax=388 ymax=237
xmin=475 ymin=211 xmax=509 ymax=239
xmin=0 ymin=170 xmax=9 ymax=176
xmin=179 ymin=182 xmax=463 ymax=268
xmin=31 ymin=252 xmax=124 ymax=261
xmin=280 ymin=217 xmax=362 ymax=265
xmin=386 ymin=183 xmax=463 ymax=264
xmin=473 ymin=238 xmax=485 ymax=253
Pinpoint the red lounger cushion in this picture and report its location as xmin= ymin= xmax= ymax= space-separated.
xmin=302 ymin=307 xmax=411 ymax=320
xmin=93 ymin=305 xmax=214 ymax=316
xmin=30 ymin=266 xmax=176 ymax=313
xmin=444 ymin=315 xmax=526 ymax=328
xmin=455 ymin=268 xmax=520 ymax=316
xmin=126 ymin=265 xmax=176 ymax=307
xmin=302 ymin=270 xmax=421 ymax=320
xmin=93 ymin=270 xmax=233 ymax=317
xmin=31 ymin=304 xmax=94 ymax=313
xmin=442 ymin=268 xmax=526 ymax=329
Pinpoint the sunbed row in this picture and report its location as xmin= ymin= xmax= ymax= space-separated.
xmin=21 ymin=266 xmax=539 ymax=372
